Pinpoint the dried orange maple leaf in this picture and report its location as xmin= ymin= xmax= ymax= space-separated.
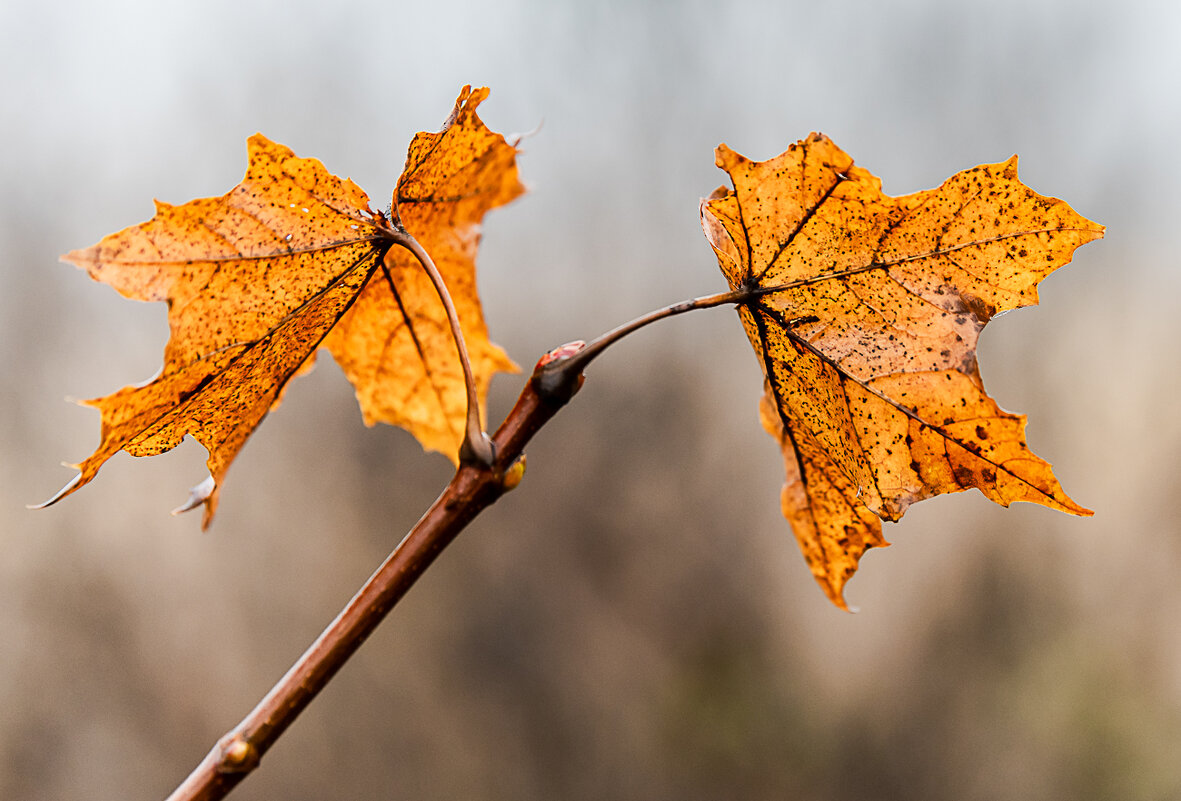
xmin=43 ymin=86 xmax=521 ymax=526
xmin=700 ymin=133 xmax=1102 ymax=609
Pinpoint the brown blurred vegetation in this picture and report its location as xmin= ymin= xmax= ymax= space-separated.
xmin=3 ymin=0 xmax=1180 ymax=799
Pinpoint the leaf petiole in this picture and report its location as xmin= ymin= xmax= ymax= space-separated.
xmin=389 ymin=226 xmax=496 ymax=466
xmin=534 ymin=287 xmax=750 ymax=397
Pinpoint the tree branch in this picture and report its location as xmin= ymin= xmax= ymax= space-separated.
xmin=165 ymin=344 xmax=586 ymax=801
xmin=165 ymin=287 xmax=744 ymax=800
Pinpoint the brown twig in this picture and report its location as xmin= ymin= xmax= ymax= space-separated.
xmin=165 ymin=286 xmax=742 ymax=800
xmin=165 ymin=344 xmax=586 ymax=801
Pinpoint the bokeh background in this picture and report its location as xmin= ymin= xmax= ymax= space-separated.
xmin=3 ymin=0 xmax=1179 ymax=798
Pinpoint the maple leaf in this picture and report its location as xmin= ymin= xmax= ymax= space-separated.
xmin=700 ymin=133 xmax=1102 ymax=609
xmin=41 ymin=85 xmax=521 ymax=526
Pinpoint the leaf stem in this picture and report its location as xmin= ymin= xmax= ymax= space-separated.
xmin=534 ymin=287 xmax=748 ymax=394
xmin=389 ymin=227 xmax=495 ymax=466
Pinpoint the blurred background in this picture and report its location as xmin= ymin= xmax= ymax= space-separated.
xmin=3 ymin=0 xmax=1179 ymax=798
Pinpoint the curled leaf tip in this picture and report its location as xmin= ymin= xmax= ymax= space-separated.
xmin=506 ymin=117 xmax=545 ymax=148
xmin=446 ymin=85 xmax=491 ymax=127
xmin=28 ymin=472 xmax=83 ymax=510
xmin=171 ymin=475 xmax=216 ymax=517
